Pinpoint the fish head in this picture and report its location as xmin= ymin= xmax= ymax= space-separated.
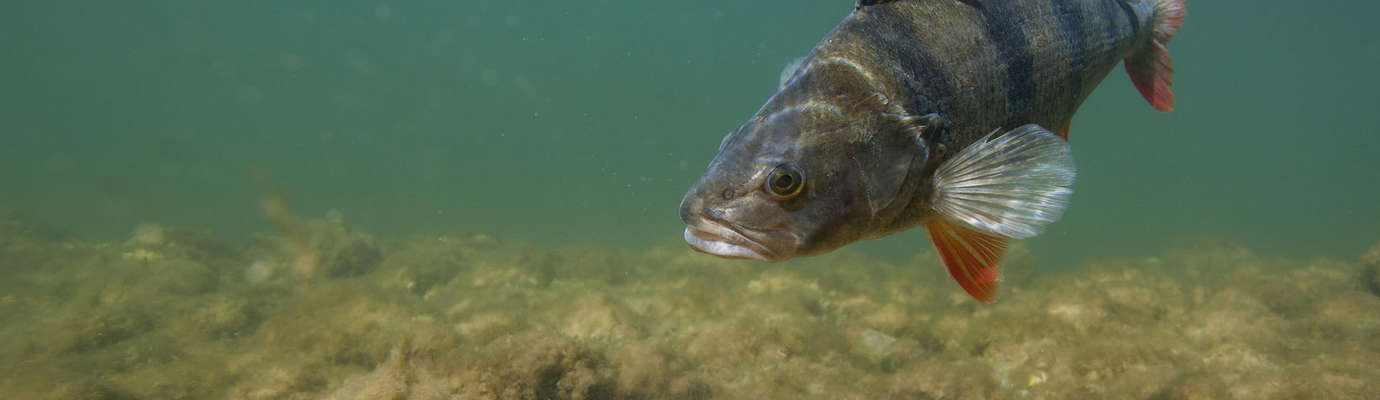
xmin=680 ymin=74 xmax=924 ymax=262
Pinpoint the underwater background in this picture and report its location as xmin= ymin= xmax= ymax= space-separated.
xmin=1 ymin=0 xmax=1377 ymax=399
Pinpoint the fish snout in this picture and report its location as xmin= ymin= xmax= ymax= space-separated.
xmin=678 ymin=192 xmax=702 ymax=226
xmin=679 ymin=180 xmax=729 ymax=223
xmin=679 ymin=186 xmax=771 ymax=261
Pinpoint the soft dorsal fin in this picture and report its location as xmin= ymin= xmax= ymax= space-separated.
xmin=925 ymin=217 xmax=1007 ymax=302
xmin=1124 ymin=0 xmax=1185 ymax=112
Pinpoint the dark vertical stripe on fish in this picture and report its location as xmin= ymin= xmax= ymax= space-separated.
xmin=860 ymin=8 xmax=956 ymax=117
xmin=1093 ymin=0 xmax=1128 ymax=68
xmin=1051 ymin=0 xmax=1087 ymax=114
xmin=977 ymin=3 xmax=1035 ymax=129
xmin=1116 ymin=0 xmax=1142 ymax=42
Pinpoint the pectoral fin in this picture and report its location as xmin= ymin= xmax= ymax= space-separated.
xmin=931 ymin=124 xmax=1076 ymax=240
xmin=925 ymin=124 xmax=1076 ymax=302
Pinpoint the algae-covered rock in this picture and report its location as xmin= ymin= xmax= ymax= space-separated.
xmin=252 ymin=213 xmax=383 ymax=280
xmin=188 ymin=295 xmax=260 ymax=339
xmin=453 ymin=311 xmax=516 ymax=345
xmin=46 ymin=377 xmax=133 ymax=400
xmin=136 ymin=258 xmax=219 ymax=296
xmin=307 ymin=220 xmax=383 ymax=278
xmin=0 ymin=206 xmax=64 ymax=275
xmin=887 ymin=360 xmax=1001 ymax=400
xmin=255 ymin=283 xmax=426 ymax=368
xmin=852 ymin=328 xmax=898 ymax=363
xmin=1368 ymin=264 xmax=1380 ymax=297
xmin=377 ymin=234 xmax=487 ymax=294
xmin=227 ymin=361 xmax=328 ymax=400
xmin=60 ymin=308 xmax=155 ymax=352
xmin=1363 ymin=240 xmax=1380 ymax=266
xmin=470 ymin=334 xmax=616 ymax=400
xmin=326 ymin=345 xmax=458 ymax=400
xmin=608 ymin=342 xmax=677 ymax=396
xmin=1363 ymin=240 xmax=1380 ymax=296
xmin=560 ymin=294 xmax=638 ymax=342
xmin=540 ymin=245 xmax=637 ymax=286
xmin=159 ymin=226 xmax=238 ymax=262
xmin=0 ymin=204 xmax=66 ymax=243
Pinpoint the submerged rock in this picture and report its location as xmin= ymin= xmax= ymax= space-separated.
xmin=129 ymin=222 xmax=165 ymax=246
xmin=189 ymin=295 xmax=260 ymax=339
xmin=249 ymin=218 xmax=383 ymax=280
xmin=308 ymin=220 xmax=383 ymax=278
xmin=325 ymin=345 xmax=456 ymax=400
xmin=561 ymin=294 xmax=637 ymax=342
xmin=1363 ymin=241 xmax=1380 ymax=296
xmin=854 ymin=328 xmax=897 ymax=361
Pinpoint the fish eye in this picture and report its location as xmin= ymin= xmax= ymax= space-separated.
xmin=765 ymin=163 xmax=805 ymax=200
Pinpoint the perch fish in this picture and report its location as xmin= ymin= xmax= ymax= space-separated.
xmin=679 ymin=0 xmax=1186 ymax=302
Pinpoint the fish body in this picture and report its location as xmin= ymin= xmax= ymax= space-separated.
xmin=679 ymin=0 xmax=1185 ymax=302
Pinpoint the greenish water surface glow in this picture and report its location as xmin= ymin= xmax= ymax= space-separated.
xmin=1 ymin=1 xmax=1376 ymax=267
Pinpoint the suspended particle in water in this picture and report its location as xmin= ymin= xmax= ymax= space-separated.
xmin=325 ymin=209 xmax=345 ymax=225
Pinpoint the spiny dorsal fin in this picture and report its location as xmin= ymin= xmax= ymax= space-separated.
xmin=778 ymin=57 xmax=807 ymax=89
xmin=857 ymin=0 xmax=981 ymax=10
xmin=856 ymin=0 xmax=898 ymax=9
xmin=855 ymin=0 xmax=977 ymax=6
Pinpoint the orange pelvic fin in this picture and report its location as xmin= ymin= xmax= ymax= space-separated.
xmin=1125 ymin=0 xmax=1185 ymax=112
xmin=925 ymin=217 xmax=1009 ymax=303
xmin=1058 ymin=122 xmax=1071 ymax=140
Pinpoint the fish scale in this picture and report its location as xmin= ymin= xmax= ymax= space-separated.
xmin=815 ymin=0 xmax=1148 ymax=149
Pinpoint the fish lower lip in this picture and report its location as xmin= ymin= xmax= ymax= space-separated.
xmin=683 ymin=225 xmax=775 ymax=262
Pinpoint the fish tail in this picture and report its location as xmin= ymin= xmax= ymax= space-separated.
xmin=1124 ymin=0 xmax=1185 ymax=112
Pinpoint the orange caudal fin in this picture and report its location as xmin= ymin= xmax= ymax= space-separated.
xmin=925 ymin=217 xmax=1009 ymax=303
xmin=1125 ymin=0 xmax=1185 ymax=112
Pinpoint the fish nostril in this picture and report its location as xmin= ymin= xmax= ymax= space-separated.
xmin=704 ymin=208 xmax=726 ymax=221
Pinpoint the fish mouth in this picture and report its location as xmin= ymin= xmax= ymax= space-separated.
xmin=683 ymin=221 xmax=783 ymax=262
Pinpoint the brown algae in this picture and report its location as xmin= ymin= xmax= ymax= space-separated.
xmin=0 ymin=211 xmax=1377 ymax=399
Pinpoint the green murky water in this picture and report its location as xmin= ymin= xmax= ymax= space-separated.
xmin=1 ymin=1 xmax=1377 ymax=398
